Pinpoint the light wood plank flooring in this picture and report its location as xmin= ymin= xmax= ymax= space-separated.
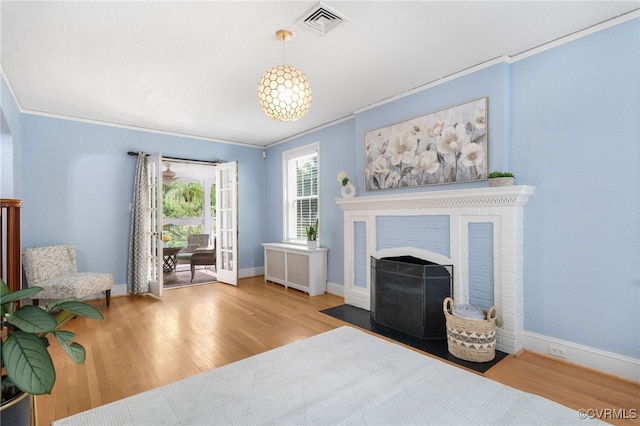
xmin=37 ymin=276 xmax=639 ymax=425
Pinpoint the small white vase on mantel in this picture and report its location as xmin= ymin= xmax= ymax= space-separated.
xmin=307 ymin=240 xmax=317 ymax=250
xmin=341 ymin=182 xmax=356 ymax=198
xmin=488 ymin=177 xmax=514 ymax=187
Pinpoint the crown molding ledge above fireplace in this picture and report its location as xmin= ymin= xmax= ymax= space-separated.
xmin=336 ymin=185 xmax=536 ymax=355
xmin=335 ymin=185 xmax=536 ymax=211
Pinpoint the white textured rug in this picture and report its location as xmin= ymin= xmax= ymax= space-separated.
xmin=53 ymin=326 xmax=600 ymax=425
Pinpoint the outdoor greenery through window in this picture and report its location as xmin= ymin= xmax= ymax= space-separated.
xmin=284 ymin=143 xmax=319 ymax=243
xmin=162 ymin=181 xmax=216 ymax=248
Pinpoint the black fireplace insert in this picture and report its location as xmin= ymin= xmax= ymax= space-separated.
xmin=371 ymin=255 xmax=452 ymax=340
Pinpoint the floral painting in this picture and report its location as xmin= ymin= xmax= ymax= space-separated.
xmin=364 ymin=98 xmax=488 ymax=190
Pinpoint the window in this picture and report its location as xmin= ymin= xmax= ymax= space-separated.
xmin=283 ymin=143 xmax=319 ymax=243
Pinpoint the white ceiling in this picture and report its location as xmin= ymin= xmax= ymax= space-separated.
xmin=1 ymin=1 xmax=638 ymax=147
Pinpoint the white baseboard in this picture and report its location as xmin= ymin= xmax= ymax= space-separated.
xmin=522 ymin=331 xmax=640 ymax=382
xmin=326 ymin=281 xmax=344 ymax=297
xmin=240 ymin=267 xmax=264 ymax=278
xmin=110 ymin=284 xmax=128 ymax=297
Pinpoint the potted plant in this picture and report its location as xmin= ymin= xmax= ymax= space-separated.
xmin=1 ymin=278 xmax=104 ymax=426
xmin=488 ymin=171 xmax=515 ymax=187
xmin=305 ymin=218 xmax=319 ymax=250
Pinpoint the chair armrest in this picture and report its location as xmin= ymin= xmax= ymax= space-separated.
xmin=193 ymin=247 xmax=213 ymax=254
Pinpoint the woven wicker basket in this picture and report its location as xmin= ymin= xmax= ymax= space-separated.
xmin=443 ymin=297 xmax=497 ymax=362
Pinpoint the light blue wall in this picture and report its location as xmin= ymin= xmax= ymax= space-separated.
xmin=19 ymin=114 xmax=265 ymax=288
xmin=510 ymin=19 xmax=640 ymax=358
xmin=354 ymin=62 xmax=511 ymax=195
xmin=265 ymin=19 xmax=639 ymax=359
xmin=1 ymin=76 xmax=22 ymax=197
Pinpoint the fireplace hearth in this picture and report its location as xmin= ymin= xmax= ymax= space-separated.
xmin=371 ymin=255 xmax=452 ymax=340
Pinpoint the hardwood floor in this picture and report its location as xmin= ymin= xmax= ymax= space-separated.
xmin=37 ymin=276 xmax=639 ymax=425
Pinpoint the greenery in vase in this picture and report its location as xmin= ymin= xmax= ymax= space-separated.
xmin=1 ymin=279 xmax=104 ymax=397
xmin=488 ymin=171 xmax=514 ymax=178
xmin=337 ymin=171 xmax=350 ymax=187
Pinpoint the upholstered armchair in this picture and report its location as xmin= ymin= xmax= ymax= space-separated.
xmin=190 ymin=237 xmax=216 ymax=282
xmin=177 ymin=234 xmax=211 ymax=265
xmin=22 ymin=245 xmax=112 ymax=306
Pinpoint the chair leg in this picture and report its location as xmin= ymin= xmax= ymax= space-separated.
xmin=191 ymin=264 xmax=195 ymax=282
xmin=105 ymin=290 xmax=111 ymax=307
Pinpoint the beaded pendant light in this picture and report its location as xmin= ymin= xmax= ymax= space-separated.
xmin=257 ymin=30 xmax=312 ymax=122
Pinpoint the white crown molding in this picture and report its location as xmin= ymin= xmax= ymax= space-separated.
xmin=0 ymin=69 xmax=261 ymax=149
xmin=510 ymin=9 xmax=640 ymax=63
xmin=354 ymin=10 xmax=639 ymax=115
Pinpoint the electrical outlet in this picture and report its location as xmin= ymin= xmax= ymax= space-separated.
xmin=548 ymin=345 xmax=567 ymax=359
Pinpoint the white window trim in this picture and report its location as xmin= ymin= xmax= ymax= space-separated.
xmin=282 ymin=142 xmax=320 ymax=245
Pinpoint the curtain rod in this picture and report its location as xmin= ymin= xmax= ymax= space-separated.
xmin=126 ymin=151 xmax=224 ymax=165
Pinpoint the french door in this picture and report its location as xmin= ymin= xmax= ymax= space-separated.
xmin=147 ymin=152 xmax=163 ymax=298
xmin=215 ymin=161 xmax=238 ymax=286
xmin=145 ymin=154 xmax=238 ymax=294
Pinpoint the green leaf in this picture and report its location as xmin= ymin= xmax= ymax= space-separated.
xmin=45 ymin=297 xmax=83 ymax=311
xmin=54 ymin=331 xmax=86 ymax=364
xmin=53 ymin=329 xmax=76 ymax=344
xmin=6 ymin=305 xmax=57 ymax=333
xmin=2 ymin=331 xmax=55 ymax=395
xmin=0 ymin=286 xmax=43 ymax=305
xmin=56 ymin=301 xmax=104 ymax=321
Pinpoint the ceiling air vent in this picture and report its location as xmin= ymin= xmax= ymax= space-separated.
xmin=297 ymin=2 xmax=346 ymax=35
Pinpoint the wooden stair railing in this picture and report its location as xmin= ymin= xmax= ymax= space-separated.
xmin=1 ymin=198 xmax=22 ymax=293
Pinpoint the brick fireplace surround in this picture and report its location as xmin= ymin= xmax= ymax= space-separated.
xmin=336 ymin=185 xmax=535 ymax=355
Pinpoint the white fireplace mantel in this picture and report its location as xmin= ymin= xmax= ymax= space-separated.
xmin=336 ymin=185 xmax=535 ymax=354
xmin=336 ymin=185 xmax=535 ymax=211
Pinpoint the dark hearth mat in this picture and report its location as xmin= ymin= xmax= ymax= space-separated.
xmin=320 ymin=304 xmax=507 ymax=374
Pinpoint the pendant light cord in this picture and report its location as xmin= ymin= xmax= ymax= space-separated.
xmin=282 ymin=36 xmax=286 ymax=65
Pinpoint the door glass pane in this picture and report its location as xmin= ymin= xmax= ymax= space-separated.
xmin=221 ymin=189 xmax=230 ymax=209
xmin=162 ymin=224 xmax=205 ymax=248
xmin=221 ymin=251 xmax=233 ymax=271
xmin=163 ymin=182 xmax=204 ymax=218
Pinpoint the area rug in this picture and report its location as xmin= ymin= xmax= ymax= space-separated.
xmin=53 ymin=326 xmax=594 ymax=425
xmin=164 ymin=268 xmax=217 ymax=289
xmin=320 ymin=304 xmax=507 ymax=374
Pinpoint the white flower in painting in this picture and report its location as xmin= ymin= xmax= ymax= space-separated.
xmin=374 ymin=139 xmax=388 ymax=157
xmin=428 ymin=119 xmax=446 ymax=138
xmin=409 ymin=119 xmax=426 ymax=135
xmin=371 ymin=156 xmax=390 ymax=175
xmin=364 ymin=138 xmax=374 ymax=157
xmin=386 ymin=171 xmax=401 ymax=187
xmin=413 ymin=151 xmax=440 ymax=174
xmin=437 ymin=124 xmax=469 ymax=154
xmin=366 ymin=130 xmax=388 ymax=158
xmin=387 ymin=131 xmax=418 ymax=166
xmin=473 ymin=108 xmax=486 ymax=130
xmin=460 ymin=143 xmax=485 ymax=167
